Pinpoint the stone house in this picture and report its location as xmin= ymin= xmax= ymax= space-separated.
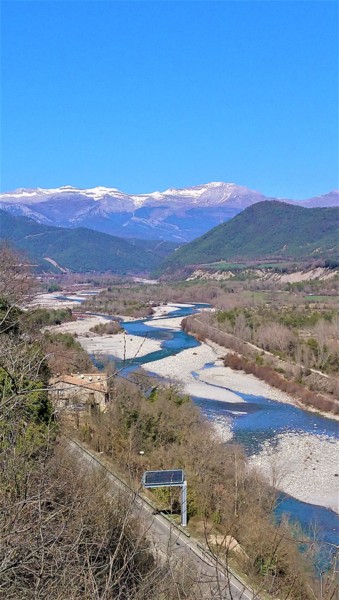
xmin=50 ymin=373 xmax=109 ymax=413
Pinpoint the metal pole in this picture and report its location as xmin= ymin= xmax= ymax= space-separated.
xmin=181 ymin=480 xmax=187 ymax=527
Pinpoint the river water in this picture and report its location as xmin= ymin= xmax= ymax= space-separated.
xmin=58 ymin=296 xmax=338 ymax=565
xmin=120 ymin=303 xmax=338 ymax=565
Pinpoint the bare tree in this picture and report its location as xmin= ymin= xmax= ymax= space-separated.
xmin=312 ymin=319 xmax=332 ymax=371
xmin=0 ymin=440 xmax=208 ymax=599
xmin=0 ymin=243 xmax=36 ymax=333
xmin=256 ymin=323 xmax=296 ymax=354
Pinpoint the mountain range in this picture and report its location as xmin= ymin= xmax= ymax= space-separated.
xmin=0 ymin=209 xmax=177 ymax=273
xmin=159 ymin=201 xmax=339 ymax=274
xmin=1 ymin=183 xmax=337 ymax=243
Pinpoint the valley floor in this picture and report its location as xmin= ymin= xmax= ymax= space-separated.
xmin=46 ymin=299 xmax=339 ymax=514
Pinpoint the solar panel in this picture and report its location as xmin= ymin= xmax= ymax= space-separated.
xmin=142 ymin=469 xmax=185 ymax=488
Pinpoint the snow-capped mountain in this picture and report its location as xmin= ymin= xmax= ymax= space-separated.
xmin=1 ymin=183 xmax=337 ymax=242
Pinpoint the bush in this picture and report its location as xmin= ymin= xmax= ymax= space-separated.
xmin=89 ymin=321 xmax=122 ymax=335
xmin=223 ymin=354 xmax=338 ymax=414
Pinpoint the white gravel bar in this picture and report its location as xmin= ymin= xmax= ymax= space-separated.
xmin=146 ymin=336 xmax=298 ymax=406
xmin=47 ymin=316 xmax=162 ymax=360
xmin=47 ymin=316 xmax=109 ymax=335
xmin=45 ymin=300 xmax=339 ymax=511
xmin=146 ymin=303 xmax=195 ymax=326
xmin=198 ymin=365 xmax=297 ymax=404
xmin=249 ymin=433 xmax=339 ymax=513
xmin=29 ymin=292 xmax=84 ymax=309
xmin=145 ymin=315 xmax=187 ymax=329
xmin=80 ymin=332 xmax=161 ymax=360
xmin=146 ymin=345 xmax=245 ymax=404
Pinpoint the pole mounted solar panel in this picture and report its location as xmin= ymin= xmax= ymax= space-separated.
xmin=142 ymin=469 xmax=187 ymax=526
xmin=142 ymin=469 xmax=184 ymax=488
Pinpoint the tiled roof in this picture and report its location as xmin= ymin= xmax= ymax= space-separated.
xmin=50 ymin=373 xmax=108 ymax=393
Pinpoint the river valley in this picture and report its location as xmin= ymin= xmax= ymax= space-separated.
xmin=45 ymin=295 xmax=338 ymax=565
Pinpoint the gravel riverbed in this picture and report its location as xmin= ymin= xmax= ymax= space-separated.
xmin=44 ymin=299 xmax=339 ymax=512
xmin=249 ymin=432 xmax=339 ymax=513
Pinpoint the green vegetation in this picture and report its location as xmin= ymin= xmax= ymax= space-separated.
xmin=0 ymin=209 xmax=178 ymax=273
xmin=82 ymin=286 xmax=157 ymax=317
xmin=81 ymin=377 xmax=328 ymax=599
xmin=89 ymin=320 xmax=123 ymax=335
xmin=42 ymin=330 xmax=95 ymax=374
xmin=304 ymin=295 xmax=334 ymax=302
xmin=0 ymin=247 xmax=205 ymax=600
xmin=81 ymin=279 xmax=257 ymax=317
xmin=1 ymin=253 xmax=336 ymax=597
xmin=159 ymin=202 xmax=339 ymax=272
xmin=22 ymin=306 xmax=74 ymax=329
xmin=47 ymin=281 xmax=62 ymax=292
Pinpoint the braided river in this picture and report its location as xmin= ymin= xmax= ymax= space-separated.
xmin=56 ymin=295 xmax=338 ymax=569
xmin=119 ymin=303 xmax=338 ymax=568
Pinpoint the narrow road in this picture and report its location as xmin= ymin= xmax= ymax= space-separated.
xmin=67 ymin=436 xmax=261 ymax=600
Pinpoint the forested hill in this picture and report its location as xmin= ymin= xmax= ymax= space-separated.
xmin=159 ymin=201 xmax=339 ymax=272
xmin=0 ymin=209 xmax=177 ymax=273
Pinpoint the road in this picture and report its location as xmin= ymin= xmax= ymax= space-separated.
xmin=67 ymin=436 xmax=261 ymax=600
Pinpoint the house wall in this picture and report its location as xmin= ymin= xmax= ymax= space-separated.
xmin=51 ymin=381 xmax=107 ymax=412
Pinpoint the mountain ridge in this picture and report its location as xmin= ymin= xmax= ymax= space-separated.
xmin=0 ymin=209 xmax=178 ymax=273
xmin=1 ymin=183 xmax=337 ymax=243
xmin=158 ymin=201 xmax=339 ymax=274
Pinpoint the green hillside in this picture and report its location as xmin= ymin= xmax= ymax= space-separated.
xmin=0 ymin=210 xmax=177 ymax=273
xmin=160 ymin=201 xmax=339 ymax=272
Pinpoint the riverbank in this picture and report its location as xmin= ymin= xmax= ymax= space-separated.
xmin=182 ymin=314 xmax=339 ymax=418
xmin=146 ymin=343 xmax=246 ymax=403
xmin=249 ymin=432 xmax=339 ymax=513
xmin=47 ymin=315 xmax=163 ymax=360
xmin=28 ymin=291 xmax=102 ymax=309
xmin=145 ymin=314 xmax=298 ymax=404
xmin=143 ymin=314 xmax=339 ymax=512
xmin=146 ymin=343 xmax=339 ymax=512
xmin=43 ymin=299 xmax=339 ymax=513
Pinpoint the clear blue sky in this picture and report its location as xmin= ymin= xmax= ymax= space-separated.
xmin=1 ymin=0 xmax=338 ymax=198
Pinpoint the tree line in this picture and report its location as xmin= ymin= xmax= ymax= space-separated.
xmin=181 ymin=314 xmax=338 ymax=415
xmin=0 ymin=247 xmax=206 ymax=599
xmin=1 ymin=246 xmax=337 ymax=598
xmin=77 ymin=374 xmax=335 ymax=599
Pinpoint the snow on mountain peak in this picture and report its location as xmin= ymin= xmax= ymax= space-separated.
xmin=206 ymin=181 xmax=230 ymax=187
xmin=51 ymin=185 xmax=126 ymax=199
xmin=0 ymin=185 xmax=130 ymax=204
xmin=1 ymin=181 xmax=247 ymax=205
xmin=0 ymin=182 xmax=336 ymax=245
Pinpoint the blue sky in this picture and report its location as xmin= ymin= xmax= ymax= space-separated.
xmin=1 ymin=1 xmax=338 ymax=198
